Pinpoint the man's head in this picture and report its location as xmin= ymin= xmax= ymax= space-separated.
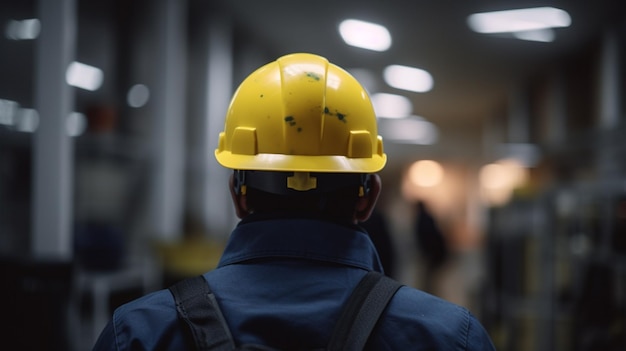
xmin=214 ymin=53 xmax=386 ymax=223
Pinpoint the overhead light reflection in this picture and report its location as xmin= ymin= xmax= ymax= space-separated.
xmin=0 ymin=98 xmax=19 ymax=126
xmin=384 ymin=65 xmax=433 ymax=93
xmin=67 ymin=112 xmax=87 ymax=137
xmin=371 ymin=93 xmax=412 ymax=118
xmin=66 ymin=61 xmax=104 ymax=91
xmin=467 ymin=7 xmax=571 ymax=34
xmin=127 ymin=84 xmax=150 ymax=108
xmin=378 ymin=116 xmax=439 ymax=145
xmin=5 ymin=18 xmax=40 ymax=40
xmin=513 ymin=28 xmax=555 ymax=42
xmin=338 ymin=19 xmax=391 ymax=52
xmin=14 ymin=108 xmax=39 ymax=133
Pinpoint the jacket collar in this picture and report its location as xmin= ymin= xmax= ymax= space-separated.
xmin=218 ymin=216 xmax=384 ymax=272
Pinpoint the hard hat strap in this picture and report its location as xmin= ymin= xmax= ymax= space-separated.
xmin=233 ymin=170 xmax=371 ymax=197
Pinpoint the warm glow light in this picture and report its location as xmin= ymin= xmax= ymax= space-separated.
xmin=480 ymin=163 xmax=509 ymax=190
xmin=409 ymin=160 xmax=444 ymax=187
xmin=378 ymin=116 xmax=438 ymax=145
xmin=383 ymin=65 xmax=433 ymax=93
xmin=66 ymin=61 xmax=104 ymax=91
xmin=371 ymin=93 xmax=412 ymax=118
xmin=338 ymin=19 xmax=392 ymax=52
xmin=467 ymin=7 xmax=571 ymax=34
xmin=479 ymin=158 xmax=529 ymax=206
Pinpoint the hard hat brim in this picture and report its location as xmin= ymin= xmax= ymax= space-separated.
xmin=215 ymin=150 xmax=387 ymax=173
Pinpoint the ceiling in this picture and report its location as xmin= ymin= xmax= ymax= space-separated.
xmin=213 ymin=0 xmax=625 ymax=163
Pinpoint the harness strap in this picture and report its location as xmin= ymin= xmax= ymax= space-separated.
xmin=327 ymin=272 xmax=402 ymax=351
xmin=169 ymin=275 xmax=235 ymax=351
xmin=168 ymin=271 xmax=402 ymax=351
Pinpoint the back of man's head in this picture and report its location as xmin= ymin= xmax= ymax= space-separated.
xmin=214 ymin=53 xmax=387 ymax=221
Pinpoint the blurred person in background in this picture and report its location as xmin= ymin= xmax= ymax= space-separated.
xmin=92 ymin=53 xmax=495 ymax=350
xmin=414 ymin=200 xmax=449 ymax=295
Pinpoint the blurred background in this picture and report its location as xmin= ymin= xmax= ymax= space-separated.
xmin=1 ymin=0 xmax=625 ymax=350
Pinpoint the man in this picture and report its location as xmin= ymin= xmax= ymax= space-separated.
xmin=93 ymin=53 xmax=496 ymax=350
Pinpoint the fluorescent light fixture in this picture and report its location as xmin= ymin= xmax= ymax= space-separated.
xmin=378 ymin=116 xmax=439 ymax=145
xmin=5 ymin=18 xmax=40 ymax=40
xmin=513 ymin=28 xmax=555 ymax=42
xmin=384 ymin=65 xmax=433 ymax=93
xmin=338 ymin=19 xmax=391 ymax=52
xmin=467 ymin=7 xmax=571 ymax=34
xmin=66 ymin=61 xmax=104 ymax=91
xmin=371 ymin=93 xmax=412 ymax=118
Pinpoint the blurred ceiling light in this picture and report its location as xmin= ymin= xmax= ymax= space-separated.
xmin=479 ymin=163 xmax=509 ymax=190
xmin=14 ymin=108 xmax=39 ymax=133
xmin=383 ymin=65 xmax=433 ymax=93
xmin=127 ymin=84 xmax=150 ymax=108
xmin=0 ymin=98 xmax=19 ymax=126
xmin=338 ymin=19 xmax=391 ymax=52
xmin=378 ymin=116 xmax=438 ymax=145
xmin=66 ymin=61 xmax=104 ymax=91
xmin=5 ymin=18 xmax=40 ymax=40
xmin=408 ymin=160 xmax=444 ymax=187
xmin=479 ymin=158 xmax=529 ymax=206
xmin=371 ymin=93 xmax=412 ymax=118
xmin=67 ymin=112 xmax=87 ymax=137
xmin=467 ymin=7 xmax=571 ymax=34
xmin=480 ymin=158 xmax=528 ymax=190
xmin=513 ymin=28 xmax=555 ymax=42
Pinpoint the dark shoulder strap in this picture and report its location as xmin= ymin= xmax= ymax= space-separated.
xmin=327 ymin=271 xmax=403 ymax=351
xmin=169 ymin=272 xmax=402 ymax=351
xmin=168 ymin=275 xmax=236 ymax=351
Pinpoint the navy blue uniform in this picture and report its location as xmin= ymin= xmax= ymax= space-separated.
xmin=93 ymin=215 xmax=496 ymax=350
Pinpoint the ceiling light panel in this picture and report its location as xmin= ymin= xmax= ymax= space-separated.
xmin=383 ymin=65 xmax=433 ymax=93
xmin=371 ymin=93 xmax=413 ymax=118
xmin=66 ymin=62 xmax=104 ymax=91
xmin=378 ymin=117 xmax=439 ymax=145
xmin=338 ymin=19 xmax=391 ymax=52
xmin=467 ymin=7 xmax=571 ymax=34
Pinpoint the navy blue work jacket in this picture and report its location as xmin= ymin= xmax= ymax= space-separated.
xmin=93 ymin=215 xmax=496 ymax=350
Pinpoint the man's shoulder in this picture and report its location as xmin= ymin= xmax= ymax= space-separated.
xmin=114 ymin=288 xmax=175 ymax=319
xmin=101 ymin=289 xmax=185 ymax=350
xmin=378 ymin=285 xmax=496 ymax=350
xmin=391 ymin=285 xmax=471 ymax=320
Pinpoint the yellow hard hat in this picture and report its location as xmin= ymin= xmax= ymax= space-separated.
xmin=214 ymin=53 xmax=386 ymax=174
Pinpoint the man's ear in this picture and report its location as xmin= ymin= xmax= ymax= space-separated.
xmin=229 ymin=174 xmax=250 ymax=218
xmin=354 ymin=174 xmax=382 ymax=223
